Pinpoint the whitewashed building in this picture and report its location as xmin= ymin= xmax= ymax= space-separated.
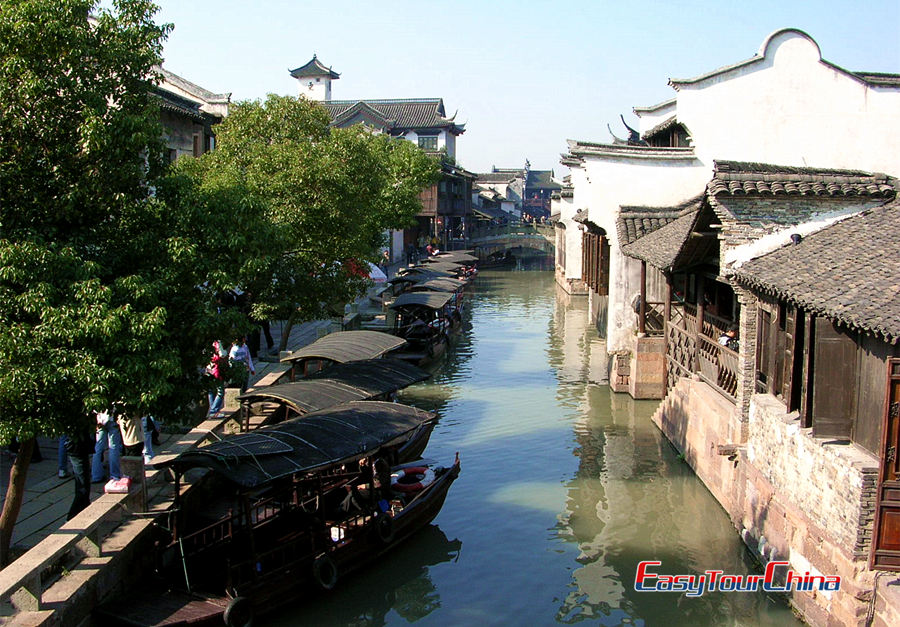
xmin=562 ymin=28 xmax=900 ymax=355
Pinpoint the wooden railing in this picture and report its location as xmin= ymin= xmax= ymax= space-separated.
xmin=665 ymin=305 xmax=739 ymax=401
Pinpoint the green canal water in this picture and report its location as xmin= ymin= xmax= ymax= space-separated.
xmin=273 ymin=269 xmax=800 ymax=626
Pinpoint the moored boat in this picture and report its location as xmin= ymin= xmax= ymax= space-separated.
xmin=94 ymin=402 xmax=459 ymax=627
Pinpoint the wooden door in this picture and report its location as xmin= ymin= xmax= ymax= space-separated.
xmin=811 ymin=317 xmax=856 ymax=438
xmin=872 ymin=358 xmax=900 ymax=570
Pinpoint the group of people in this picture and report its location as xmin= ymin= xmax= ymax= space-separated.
xmin=205 ymin=335 xmax=257 ymax=417
xmin=58 ymin=406 xmax=161 ymax=521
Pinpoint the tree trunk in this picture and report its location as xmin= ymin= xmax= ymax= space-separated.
xmin=0 ymin=437 xmax=34 ymax=567
xmin=278 ymin=315 xmax=295 ymax=352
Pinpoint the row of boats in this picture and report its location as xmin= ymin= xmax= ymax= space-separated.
xmin=96 ymin=251 xmax=479 ymax=627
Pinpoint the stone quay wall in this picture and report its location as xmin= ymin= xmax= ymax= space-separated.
xmin=651 ymin=376 xmax=885 ymax=627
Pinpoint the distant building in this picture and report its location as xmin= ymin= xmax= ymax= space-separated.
xmin=290 ymin=56 xmax=474 ymax=257
xmin=476 ymin=165 xmax=561 ymax=220
xmin=155 ymin=67 xmax=230 ymax=163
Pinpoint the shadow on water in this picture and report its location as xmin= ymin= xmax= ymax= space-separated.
xmin=270 ymin=269 xmax=800 ymax=626
xmin=271 ymin=525 xmax=462 ymax=627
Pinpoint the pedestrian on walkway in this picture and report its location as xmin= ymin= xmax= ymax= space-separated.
xmin=118 ymin=413 xmax=144 ymax=457
xmin=206 ymin=340 xmax=226 ymax=416
xmin=229 ymin=335 xmax=255 ymax=394
xmin=65 ymin=418 xmax=95 ymax=520
xmin=90 ymin=408 xmax=123 ymax=483
xmin=57 ymin=436 xmax=70 ymax=479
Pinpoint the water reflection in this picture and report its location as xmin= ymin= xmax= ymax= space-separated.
xmin=271 ymin=270 xmax=798 ymax=626
xmin=272 ymin=526 xmax=461 ymax=626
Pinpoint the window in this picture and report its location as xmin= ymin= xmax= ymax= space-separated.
xmin=418 ymin=135 xmax=438 ymax=151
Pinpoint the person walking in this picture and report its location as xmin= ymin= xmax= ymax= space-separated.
xmin=57 ymin=436 xmax=70 ymax=479
xmin=229 ymin=335 xmax=255 ymax=394
xmin=91 ymin=408 xmax=123 ymax=483
xmin=65 ymin=418 xmax=95 ymax=520
xmin=206 ymin=340 xmax=227 ymax=416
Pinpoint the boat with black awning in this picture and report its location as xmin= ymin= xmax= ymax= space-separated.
xmin=388 ymin=291 xmax=457 ymax=365
xmin=236 ymin=358 xmax=430 ymax=430
xmin=94 ymin=401 xmax=459 ymax=627
xmin=279 ymin=330 xmax=406 ymax=378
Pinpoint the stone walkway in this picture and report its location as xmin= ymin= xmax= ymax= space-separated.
xmin=0 ymin=317 xmax=337 ymax=558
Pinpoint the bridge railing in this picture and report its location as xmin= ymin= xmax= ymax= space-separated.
xmin=468 ymin=222 xmax=554 ymax=241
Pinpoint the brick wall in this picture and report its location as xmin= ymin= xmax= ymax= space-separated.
xmin=748 ymin=394 xmax=878 ymax=557
xmin=653 ymin=378 xmax=885 ymax=626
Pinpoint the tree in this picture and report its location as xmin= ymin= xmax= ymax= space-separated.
xmin=191 ymin=94 xmax=440 ymax=349
xmin=0 ymin=0 xmax=249 ymax=565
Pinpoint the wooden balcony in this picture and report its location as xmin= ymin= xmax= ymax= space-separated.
xmin=666 ymin=303 xmax=738 ymax=401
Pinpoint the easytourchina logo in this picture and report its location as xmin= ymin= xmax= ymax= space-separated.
xmin=634 ymin=561 xmax=841 ymax=597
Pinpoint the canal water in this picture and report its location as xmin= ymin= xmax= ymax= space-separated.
xmin=274 ymin=269 xmax=800 ymax=626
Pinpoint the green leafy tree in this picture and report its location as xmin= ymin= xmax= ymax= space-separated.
xmin=0 ymin=0 xmax=256 ymax=564
xmin=193 ymin=94 xmax=441 ymax=349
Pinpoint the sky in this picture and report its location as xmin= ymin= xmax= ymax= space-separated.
xmin=143 ymin=0 xmax=900 ymax=175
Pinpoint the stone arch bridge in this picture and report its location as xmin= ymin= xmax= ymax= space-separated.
xmin=467 ymin=223 xmax=555 ymax=260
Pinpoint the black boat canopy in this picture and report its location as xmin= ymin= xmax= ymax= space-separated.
xmin=417 ymin=262 xmax=465 ymax=273
xmin=399 ymin=266 xmax=456 ymax=278
xmin=280 ymin=330 xmax=406 ymax=364
xmin=407 ymin=278 xmax=465 ymax=293
xmin=390 ymin=292 xmax=454 ymax=310
xmin=237 ymin=359 xmax=429 ymax=414
xmin=431 ymin=251 xmax=477 ymax=262
xmin=154 ymin=401 xmax=436 ymax=488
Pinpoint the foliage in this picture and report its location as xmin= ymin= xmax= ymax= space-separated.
xmin=190 ymin=94 xmax=441 ymax=332
xmin=0 ymin=0 xmax=199 ymax=442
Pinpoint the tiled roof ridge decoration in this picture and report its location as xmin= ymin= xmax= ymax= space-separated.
xmin=562 ymin=140 xmax=696 ymax=163
xmin=289 ymin=55 xmax=340 ymax=79
xmin=733 ymin=198 xmax=900 ymax=344
xmin=323 ymin=98 xmax=464 ymax=133
xmin=157 ymin=67 xmax=231 ymax=104
xmin=633 ymin=98 xmax=676 ymax=115
xmin=710 ymin=160 xmax=896 ymax=197
xmin=668 ymin=28 xmax=900 ymax=91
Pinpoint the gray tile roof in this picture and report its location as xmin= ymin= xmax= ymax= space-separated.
xmin=526 ymin=170 xmax=560 ymax=190
xmin=621 ymin=208 xmax=715 ymax=272
xmin=323 ymin=98 xmax=464 ymax=134
xmin=477 ymin=171 xmax=519 ymax=184
xmin=641 ymin=115 xmax=685 ymax=141
xmin=733 ymin=199 xmax=900 ymax=343
xmin=710 ymin=161 xmax=896 ymax=198
xmin=153 ymin=88 xmax=206 ymax=122
xmin=853 ymin=72 xmax=900 ymax=86
xmin=157 ymin=67 xmax=230 ymax=105
xmin=289 ymin=55 xmax=340 ymax=79
xmin=617 ymin=195 xmax=704 ymax=245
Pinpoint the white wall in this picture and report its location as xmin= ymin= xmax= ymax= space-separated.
xmin=577 ymin=155 xmax=708 ymax=351
xmin=677 ymin=30 xmax=900 ymax=175
xmin=567 ymin=28 xmax=900 ymax=350
xmin=298 ymin=76 xmax=332 ymax=102
xmin=634 ymin=99 xmax=676 ymax=136
xmin=402 ymin=130 xmax=454 ymax=158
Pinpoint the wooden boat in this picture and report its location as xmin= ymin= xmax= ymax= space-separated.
xmin=388 ymin=292 xmax=457 ymax=365
xmin=94 ymin=401 xmax=460 ymax=627
xmin=279 ymin=330 xmax=406 ymax=378
xmin=236 ymin=358 xmax=430 ymax=430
